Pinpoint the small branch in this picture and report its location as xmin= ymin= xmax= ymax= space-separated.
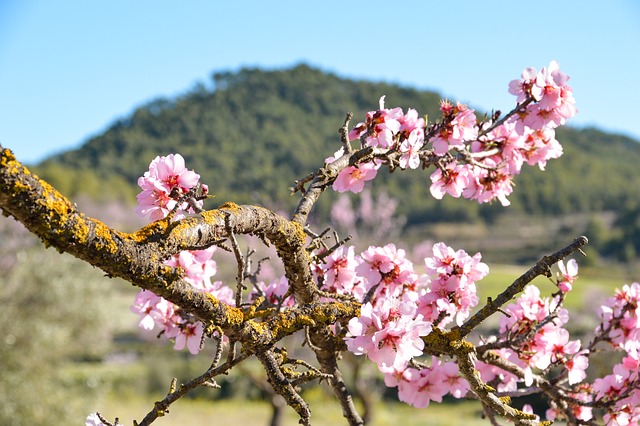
xmin=225 ymin=212 xmax=247 ymax=308
xmin=257 ymin=349 xmax=311 ymax=426
xmin=339 ymin=112 xmax=354 ymax=156
xmin=310 ymin=327 xmax=364 ymax=426
xmin=136 ymin=352 xmax=251 ymax=426
xmin=478 ymin=97 xmax=535 ymax=138
xmin=456 ymin=350 xmax=541 ymax=425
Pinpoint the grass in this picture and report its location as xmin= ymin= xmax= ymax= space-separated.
xmin=96 ymin=393 xmax=490 ymax=426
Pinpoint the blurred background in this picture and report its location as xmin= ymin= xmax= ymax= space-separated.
xmin=1 ymin=1 xmax=640 ymax=425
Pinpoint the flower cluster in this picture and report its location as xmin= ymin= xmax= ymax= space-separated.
xmin=591 ymin=282 xmax=640 ymax=424
xmin=325 ymin=242 xmax=488 ymax=407
xmin=475 ymin=261 xmax=640 ymax=425
xmin=419 ymin=242 xmax=488 ymax=326
xmin=345 ymin=299 xmax=432 ymax=373
xmin=135 ymin=153 xmax=205 ymax=221
xmin=392 ymin=357 xmax=470 ymax=408
xmin=132 ymin=154 xmax=224 ymax=354
xmin=130 ymin=247 xmax=234 ymax=354
xmin=331 ymin=97 xmax=426 ymax=193
xmin=492 ymin=283 xmax=588 ymax=387
xmin=333 ymin=61 xmax=577 ymax=208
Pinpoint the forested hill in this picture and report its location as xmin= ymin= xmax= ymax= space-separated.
xmin=38 ymin=64 xmax=640 ymax=226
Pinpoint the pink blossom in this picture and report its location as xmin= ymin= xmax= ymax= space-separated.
xmin=593 ymin=364 xmax=630 ymax=400
xmin=203 ymin=280 xmax=236 ymax=306
xmin=345 ymin=299 xmax=432 ymax=373
xmin=85 ymin=413 xmax=108 ymax=426
xmin=355 ymin=244 xmax=418 ymax=302
xmin=397 ymin=362 xmax=449 ymax=408
xmin=557 ymin=258 xmax=578 ymax=292
xmin=476 ymin=121 xmax=525 ymax=174
xmin=319 ymin=246 xmax=366 ymax=300
xmin=253 ymin=276 xmax=295 ymax=307
xmin=566 ymin=353 xmax=589 ymax=385
xmin=509 ymin=66 xmax=543 ymax=102
xmin=398 ymin=108 xmax=425 ymax=135
xmin=430 ymin=102 xmax=477 ymax=154
xmin=439 ymin=360 xmax=470 ymax=398
xmin=429 ymin=162 xmax=472 ymax=199
xmin=332 ymin=161 xmax=379 ymax=193
xmin=398 ymin=128 xmax=423 ymax=169
xmin=519 ymin=126 xmax=563 ymax=171
xmin=420 ymin=243 xmax=486 ymax=326
xmin=348 ymin=96 xmax=402 ymax=148
xmin=536 ymin=60 xmax=569 ymax=111
xmin=135 ymin=153 xmax=201 ymax=221
xmin=130 ymin=289 xmax=179 ymax=333
xmin=462 ymin=159 xmax=514 ymax=206
xmin=173 ymin=321 xmax=204 ymax=355
xmin=164 ymin=247 xmax=217 ymax=289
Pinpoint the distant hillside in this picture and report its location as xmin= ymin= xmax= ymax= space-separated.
xmin=38 ymin=64 xmax=640 ymax=226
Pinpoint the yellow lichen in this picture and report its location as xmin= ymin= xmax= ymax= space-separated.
xmin=499 ymin=396 xmax=511 ymax=405
xmin=219 ymin=201 xmax=240 ymax=212
xmin=291 ymin=220 xmax=307 ymax=244
xmin=0 ymin=148 xmax=16 ymax=166
xmin=127 ymin=220 xmax=170 ymax=243
xmin=203 ymin=292 xmax=244 ymax=325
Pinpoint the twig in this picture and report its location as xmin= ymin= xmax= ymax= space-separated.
xmin=225 ymin=212 xmax=247 ymax=308
xmin=339 ymin=112 xmax=354 ymax=155
xmin=136 ymin=352 xmax=251 ymax=426
xmin=257 ymin=349 xmax=312 ymax=426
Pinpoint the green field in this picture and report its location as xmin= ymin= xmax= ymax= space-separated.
xmin=96 ymin=393 xmax=491 ymax=426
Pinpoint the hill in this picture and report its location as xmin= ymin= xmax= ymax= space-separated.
xmin=37 ymin=64 xmax=640 ymax=228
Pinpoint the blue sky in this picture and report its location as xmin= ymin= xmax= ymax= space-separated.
xmin=1 ymin=0 xmax=639 ymax=164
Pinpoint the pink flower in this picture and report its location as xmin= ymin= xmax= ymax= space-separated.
xmin=85 ymin=413 xmax=108 ymax=426
xmin=355 ymin=244 xmax=417 ymax=302
xmin=420 ymin=243 xmax=486 ymax=326
xmin=557 ymin=259 xmax=578 ymax=292
xmin=566 ymin=353 xmax=589 ymax=385
xmin=509 ymin=66 xmax=543 ymax=102
xmin=319 ymin=246 xmax=365 ymax=300
xmin=348 ymin=96 xmax=402 ymax=148
xmin=345 ymin=299 xmax=432 ymax=373
xmin=135 ymin=153 xmax=201 ymax=221
xmin=164 ymin=247 xmax=218 ymax=289
xmin=430 ymin=103 xmax=477 ymax=154
xmin=398 ymin=128 xmax=423 ymax=169
xmin=593 ymin=364 xmax=629 ymax=400
xmin=397 ymin=362 xmax=449 ymax=408
xmin=130 ymin=289 xmax=179 ymax=332
xmin=332 ymin=161 xmax=379 ymax=193
xmin=253 ymin=276 xmax=295 ymax=307
xmin=462 ymin=159 xmax=514 ymax=206
xmin=203 ymin=280 xmax=236 ymax=306
xmin=173 ymin=321 xmax=204 ymax=355
xmin=429 ymin=162 xmax=471 ymax=199
xmin=439 ymin=361 xmax=470 ymax=398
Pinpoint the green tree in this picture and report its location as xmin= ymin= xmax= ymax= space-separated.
xmin=0 ymin=246 xmax=115 ymax=425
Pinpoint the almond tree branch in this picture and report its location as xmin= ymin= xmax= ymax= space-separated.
xmin=0 ymin=148 xmax=360 ymax=351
